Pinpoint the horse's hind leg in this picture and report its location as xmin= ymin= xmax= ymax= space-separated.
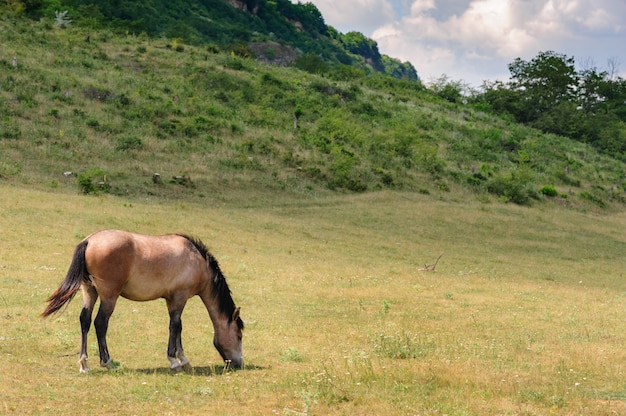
xmin=94 ymin=297 xmax=118 ymax=369
xmin=166 ymin=296 xmax=191 ymax=371
xmin=78 ymin=284 xmax=98 ymax=373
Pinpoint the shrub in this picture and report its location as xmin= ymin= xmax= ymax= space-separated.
xmin=85 ymin=118 xmax=100 ymax=128
xmin=115 ymin=136 xmax=144 ymax=151
xmin=540 ymin=185 xmax=558 ymax=197
xmin=231 ymin=45 xmax=253 ymax=58
xmin=83 ymin=86 xmax=112 ymax=102
xmin=0 ymin=160 xmax=21 ymax=178
xmin=0 ymin=117 xmax=21 ymax=139
xmin=117 ymin=94 xmax=131 ymax=107
xmin=77 ymin=168 xmax=109 ymax=194
xmin=487 ymin=173 xmax=533 ymax=205
xmin=224 ymin=56 xmax=248 ymax=71
xmin=294 ymin=53 xmax=328 ymax=74
xmin=328 ymin=146 xmax=367 ymax=191
xmin=418 ymin=147 xmax=445 ymax=175
xmin=54 ymin=10 xmax=72 ymax=28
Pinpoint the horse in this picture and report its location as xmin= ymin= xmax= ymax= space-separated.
xmin=41 ymin=230 xmax=244 ymax=373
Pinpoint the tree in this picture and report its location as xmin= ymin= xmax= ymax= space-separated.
xmin=340 ymin=31 xmax=383 ymax=71
xmin=429 ymin=75 xmax=469 ymax=103
xmin=596 ymin=76 xmax=626 ymax=122
xmin=578 ymin=67 xmax=607 ymax=113
xmin=294 ymin=53 xmax=328 ymax=74
xmin=381 ymin=55 xmax=419 ymax=81
xmin=507 ymin=50 xmax=578 ymax=123
xmin=474 ymin=80 xmax=522 ymax=117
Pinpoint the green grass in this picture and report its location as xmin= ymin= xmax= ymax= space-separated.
xmin=1 ymin=18 xmax=625 ymax=209
xmin=1 ymin=15 xmax=625 ymax=416
xmin=1 ymin=183 xmax=625 ymax=415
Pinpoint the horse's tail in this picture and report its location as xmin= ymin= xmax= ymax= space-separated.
xmin=41 ymin=239 xmax=90 ymax=318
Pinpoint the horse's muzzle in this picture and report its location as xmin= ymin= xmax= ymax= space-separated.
xmin=227 ymin=357 xmax=243 ymax=370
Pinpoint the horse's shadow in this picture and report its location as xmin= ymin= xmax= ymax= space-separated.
xmin=133 ymin=363 xmax=265 ymax=376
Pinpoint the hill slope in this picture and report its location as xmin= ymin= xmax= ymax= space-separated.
xmin=8 ymin=0 xmax=418 ymax=80
xmin=1 ymin=18 xmax=625 ymax=209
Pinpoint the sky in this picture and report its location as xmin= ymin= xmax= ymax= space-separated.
xmin=304 ymin=0 xmax=626 ymax=88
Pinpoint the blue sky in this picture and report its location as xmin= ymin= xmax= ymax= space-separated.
xmin=305 ymin=0 xmax=626 ymax=88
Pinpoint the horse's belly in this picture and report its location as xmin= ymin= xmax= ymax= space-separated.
xmin=120 ymin=271 xmax=197 ymax=301
xmin=120 ymin=278 xmax=171 ymax=301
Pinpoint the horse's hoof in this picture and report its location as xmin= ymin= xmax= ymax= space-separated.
xmin=100 ymin=359 xmax=113 ymax=369
xmin=79 ymin=357 xmax=89 ymax=373
xmin=168 ymin=356 xmax=183 ymax=371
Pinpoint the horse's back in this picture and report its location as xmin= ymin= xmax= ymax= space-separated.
xmin=85 ymin=230 xmax=207 ymax=301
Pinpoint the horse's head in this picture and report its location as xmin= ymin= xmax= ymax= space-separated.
xmin=213 ymin=307 xmax=244 ymax=369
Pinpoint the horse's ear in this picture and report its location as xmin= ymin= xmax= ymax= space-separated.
xmin=232 ymin=307 xmax=240 ymax=322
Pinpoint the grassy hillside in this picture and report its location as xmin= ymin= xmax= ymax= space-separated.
xmin=6 ymin=0 xmax=419 ymax=80
xmin=1 ymin=184 xmax=625 ymax=415
xmin=1 ymin=17 xmax=626 ymax=209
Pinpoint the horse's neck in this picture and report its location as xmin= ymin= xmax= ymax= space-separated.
xmin=199 ymin=289 xmax=226 ymax=327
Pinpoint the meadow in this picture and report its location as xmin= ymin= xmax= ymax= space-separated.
xmin=0 ymin=183 xmax=624 ymax=415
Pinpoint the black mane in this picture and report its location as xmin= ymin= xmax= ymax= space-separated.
xmin=178 ymin=234 xmax=244 ymax=330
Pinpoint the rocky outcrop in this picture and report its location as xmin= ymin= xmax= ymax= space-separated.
xmin=248 ymin=41 xmax=298 ymax=66
xmin=224 ymin=0 xmax=258 ymax=14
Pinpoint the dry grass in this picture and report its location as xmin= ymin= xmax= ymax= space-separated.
xmin=0 ymin=184 xmax=624 ymax=415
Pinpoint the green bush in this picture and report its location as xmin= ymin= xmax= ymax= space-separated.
xmin=0 ymin=160 xmax=21 ymax=178
xmin=115 ymin=136 xmax=144 ymax=151
xmin=85 ymin=118 xmax=100 ymax=127
xmin=231 ymin=45 xmax=253 ymax=58
xmin=487 ymin=172 xmax=534 ymax=205
xmin=540 ymin=185 xmax=558 ymax=197
xmin=77 ymin=168 xmax=109 ymax=194
xmin=223 ymin=56 xmax=248 ymax=71
xmin=294 ymin=53 xmax=328 ymax=74
xmin=1 ymin=117 xmax=21 ymax=139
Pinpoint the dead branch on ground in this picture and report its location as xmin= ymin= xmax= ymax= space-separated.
xmin=419 ymin=253 xmax=443 ymax=271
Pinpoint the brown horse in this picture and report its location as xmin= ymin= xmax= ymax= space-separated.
xmin=42 ymin=230 xmax=244 ymax=373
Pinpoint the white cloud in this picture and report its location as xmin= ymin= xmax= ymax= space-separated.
xmin=410 ymin=0 xmax=435 ymax=14
xmin=306 ymin=0 xmax=626 ymax=86
xmin=373 ymin=0 xmax=537 ymax=84
xmin=304 ymin=0 xmax=396 ymax=35
xmin=446 ymin=0 xmax=537 ymax=57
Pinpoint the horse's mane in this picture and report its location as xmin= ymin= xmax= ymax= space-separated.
xmin=178 ymin=234 xmax=244 ymax=330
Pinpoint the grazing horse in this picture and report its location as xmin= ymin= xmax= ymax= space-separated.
xmin=42 ymin=230 xmax=244 ymax=373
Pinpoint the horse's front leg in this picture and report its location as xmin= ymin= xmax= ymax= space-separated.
xmin=94 ymin=298 xmax=117 ymax=369
xmin=166 ymin=299 xmax=191 ymax=371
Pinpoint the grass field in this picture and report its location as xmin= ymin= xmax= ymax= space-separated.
xmin=0 ymin=183 xmax=625 ymax=415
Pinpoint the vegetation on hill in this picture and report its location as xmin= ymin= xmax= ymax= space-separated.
xmin=1 ymin=0 xmax=418 ymax=80
xmin=437 ymin=51 xmax=626 ymax=162
xmin=0 ymin=17 xmax=625 ymax=209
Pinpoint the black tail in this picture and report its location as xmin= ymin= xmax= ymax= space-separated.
xmin=41 ymin=240 xmax=90 ymax=318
